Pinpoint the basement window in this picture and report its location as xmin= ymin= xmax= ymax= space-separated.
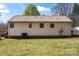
xmin=29 ymin=23 xmax=32 ymax=28
xmin=50 ymin=23 xmax=54 ymax=28
xmin=10 ymin=23 xmax=14 ymax=28
xmin=40 ymin=23 xmax=44 ymax=28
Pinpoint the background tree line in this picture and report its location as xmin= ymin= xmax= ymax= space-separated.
xmin=0 ymin=21 xmax=8 ymax=29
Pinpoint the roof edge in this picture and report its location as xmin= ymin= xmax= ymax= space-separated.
xmin=8 ymin=15 xmax=72 ymax=23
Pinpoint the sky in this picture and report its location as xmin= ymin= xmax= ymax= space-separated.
xmin=0 ymin=3 xmax=57 ymax=23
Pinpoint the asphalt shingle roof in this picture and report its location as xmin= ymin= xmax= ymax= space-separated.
xmin=8 ymin=15 xmax=72 ymax=23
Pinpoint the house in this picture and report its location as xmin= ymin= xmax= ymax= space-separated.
xmin=8 ymin=15 xmax=72 ymax=38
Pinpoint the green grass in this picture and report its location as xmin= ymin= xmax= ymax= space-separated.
xmin=0 ymin=38 xmax=79 ymax=56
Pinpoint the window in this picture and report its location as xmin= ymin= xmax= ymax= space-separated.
xmin=50 ymin=23 xmax=54 ymax=28
xmin=29 ymin=23 xmax=32 ymax=28
xmin=10 ymin=23 xmax=14 ymax=28
xmin=40 ymin=23 xmax=44 ymax=28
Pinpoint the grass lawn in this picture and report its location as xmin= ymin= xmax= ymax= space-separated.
xmin=0 ymin=38 xmax=79 ymax=56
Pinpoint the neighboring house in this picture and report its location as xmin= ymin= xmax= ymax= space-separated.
xmin=8 ymin=15 xmax=72 ymax=38
xmin=0 ymin=28 xmax=8 ymax=37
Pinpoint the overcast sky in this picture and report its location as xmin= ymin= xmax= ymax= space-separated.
xmin=0 ymin=3 xmax=57 ymax=23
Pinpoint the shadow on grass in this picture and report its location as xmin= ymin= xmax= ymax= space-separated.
xmin=10 ymin=35 xmax=79 ymax=40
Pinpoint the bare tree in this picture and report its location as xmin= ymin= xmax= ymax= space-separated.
xmin=52 ymin=3 xmax=73 ymax=17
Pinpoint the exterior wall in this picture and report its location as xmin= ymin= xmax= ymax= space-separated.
xmin=8 ymin=22 xmax=71 ymax=36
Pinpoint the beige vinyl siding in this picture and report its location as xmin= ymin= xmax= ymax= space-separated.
xmin=8 ymin=22 xmax=71 ymax=36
